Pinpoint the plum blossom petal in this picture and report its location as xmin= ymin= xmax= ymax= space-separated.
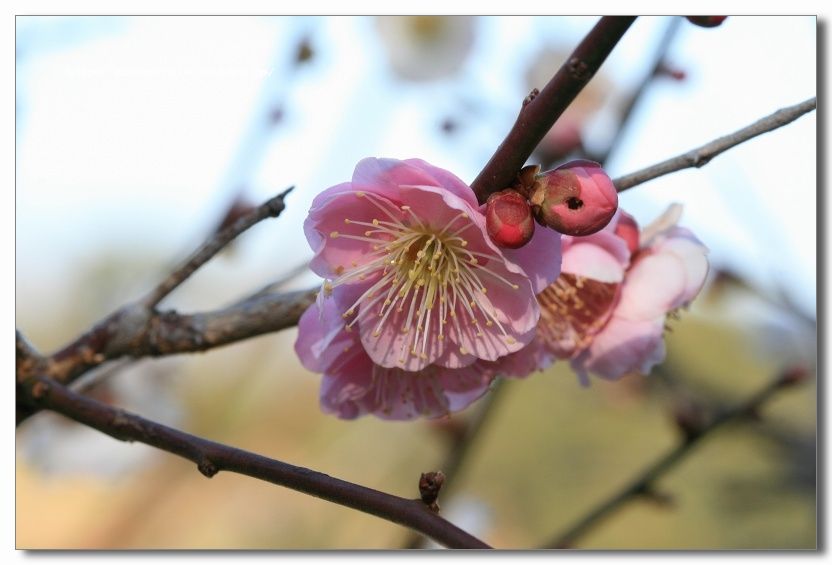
xmin=500 ymin=219 xmax=562 ymax=294
xmin=571 ymin=316 xmax=666 ymax=381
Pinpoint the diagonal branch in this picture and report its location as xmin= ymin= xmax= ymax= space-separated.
xmin=141 ymin=186 xmax=295 ymax=308
xmin=542 ymin=367 xmax=809 ymax=549
xmin=17 ymin=374 xmax=492 ymax=550
xmin=614 ymin=97 xmax=817 ymax=192
xmin=471 ymin=16 xmax=637 ymax=202
xmin=589 ymin=16 xmax=683 ymax=165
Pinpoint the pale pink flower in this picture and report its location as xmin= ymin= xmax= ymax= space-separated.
xmin=375 ymin=16 xmax=476 ymax=82
xmin=304 ymin=157 xmax=561 ymax=373
xmin=533 ymin=205 xmax=709 ymax=384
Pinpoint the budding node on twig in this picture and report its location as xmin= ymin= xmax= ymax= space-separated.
xmin=198 ymin=457 xmax=219 ymax=478
xmin=418 ymin=471 xmax=446 ymax=512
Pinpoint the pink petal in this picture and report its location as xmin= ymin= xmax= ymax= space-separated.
xmin=650 ymin=227 xmax=709 ymax=307
xmin=305 ymin=189 xmax=404 ymax=279
xmin=294 ymin=286 xmax=363 ymax=373
xmin=320 ymin=353 xmax=494 ymax=420
xmin=571 ymin=315 xmax=666 ymax=381
xmin=614 ymin=251 xmax=688 ymax=321
xmin=500 ymin=220 xmax=562 ymax=294
xmin=352 ymin=157 xmax=478 ymax=207
xmin=561 ymin=233 xmax=629 ymax=283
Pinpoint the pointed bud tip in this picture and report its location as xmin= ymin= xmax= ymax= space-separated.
xmin=486 ymin=189 xmax=535 ymax=248
xmin=531 ymin=161 xmax=618 ymax=236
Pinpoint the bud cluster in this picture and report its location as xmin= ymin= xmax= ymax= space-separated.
xmin=484 ymin=160 xmax=619 ymax=248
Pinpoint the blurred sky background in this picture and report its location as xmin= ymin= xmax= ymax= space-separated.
xmin=15 ymin=15 xmax=817 ymax=550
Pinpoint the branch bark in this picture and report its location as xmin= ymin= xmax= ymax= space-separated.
xmin=614 ymin=97 xmax=817 ymax=192
xmin=17 ymin=374 xmax=491 ymax=550
xmin=542 ymin=368 xmax=809 ymax=549
xmin=16 ymin=288 xmax=316 ymax=425
xmin=470 ymin=16 xmax=637 ymax=203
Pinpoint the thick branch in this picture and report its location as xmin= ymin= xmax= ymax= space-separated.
xmin=16 ymin=288 xmax=316 ymax=425
xmin=543 ymin=368 xmax=808 ymax=549
xmin=614 ymin=97 xmax=817 ymax=192
xmin=470 ymin=16 xmax=636 ymax=202
xmin=141 ymin=186 xmax=294 ymax=308
xmin=18 ymin=375 xmax=491 ymax=550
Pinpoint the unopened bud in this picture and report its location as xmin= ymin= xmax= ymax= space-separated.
xmin=686 ymin=16 xmax=728 ymax=28
xmin=530 ymin=160 xmax=618 ymax=236
xmin=486 ymin=189 xmax=535 ymax=248
xmin=614 ymin=210 xmax=640 ymax=255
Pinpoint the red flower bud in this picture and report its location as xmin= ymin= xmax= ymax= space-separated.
xmin=614 ymin=210 xmax=640 ymax=255
xmin=485 ymin=189 xmax=535 ymax=248
xmin=530 ymin=160 xmax=618 ymax=236
xmin=686 ymin=16 xmax=728 ymax=28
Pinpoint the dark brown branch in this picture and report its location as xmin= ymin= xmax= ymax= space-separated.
xmin=470 ymin=16 xmax=637 ymax=203
xmin=18 ymin=375 xmax=491 ymax=550
xmin=614 ymin=97 xmax=817 ymax=192
xmin=542 ymin=368 xmax=809 ymax=549
xmin=141 ymin=186 xmax=294 ymax=308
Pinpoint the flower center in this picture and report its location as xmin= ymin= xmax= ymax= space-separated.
xmin=536 ymin=273 xmax=619 ymax=357
xmin=323 ymin=191 xmax=519 ymax=365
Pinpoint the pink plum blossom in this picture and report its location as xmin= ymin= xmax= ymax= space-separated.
xmin=375 ymin=16 xmax=476 ymax=82
xmin=531 ymin=205 xmax=709 ymax=384
xmin=303 ymin=157 xmax=561 ymax=374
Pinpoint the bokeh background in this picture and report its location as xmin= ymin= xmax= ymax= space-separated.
xmin=15 ymin=15 xmax=816 ymax=549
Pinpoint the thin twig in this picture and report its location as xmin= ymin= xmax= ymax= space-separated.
xmin=614 ymin=97 xmax=817 ymax=192
xmin=470 ymin=16 xmax=637 ymax=203
xmin=141 ymin=186 xmax=295 ymax=308
xmin=590 ymin=16 xmax=682 ymax=165
xmin=17 ymin=375 xmax=492 ymax=550
xmin=542 ymin=368 xmax=809 ymax=549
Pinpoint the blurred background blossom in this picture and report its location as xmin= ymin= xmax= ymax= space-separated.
xmin=16 ymin=15 xmax=816 ymax=549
